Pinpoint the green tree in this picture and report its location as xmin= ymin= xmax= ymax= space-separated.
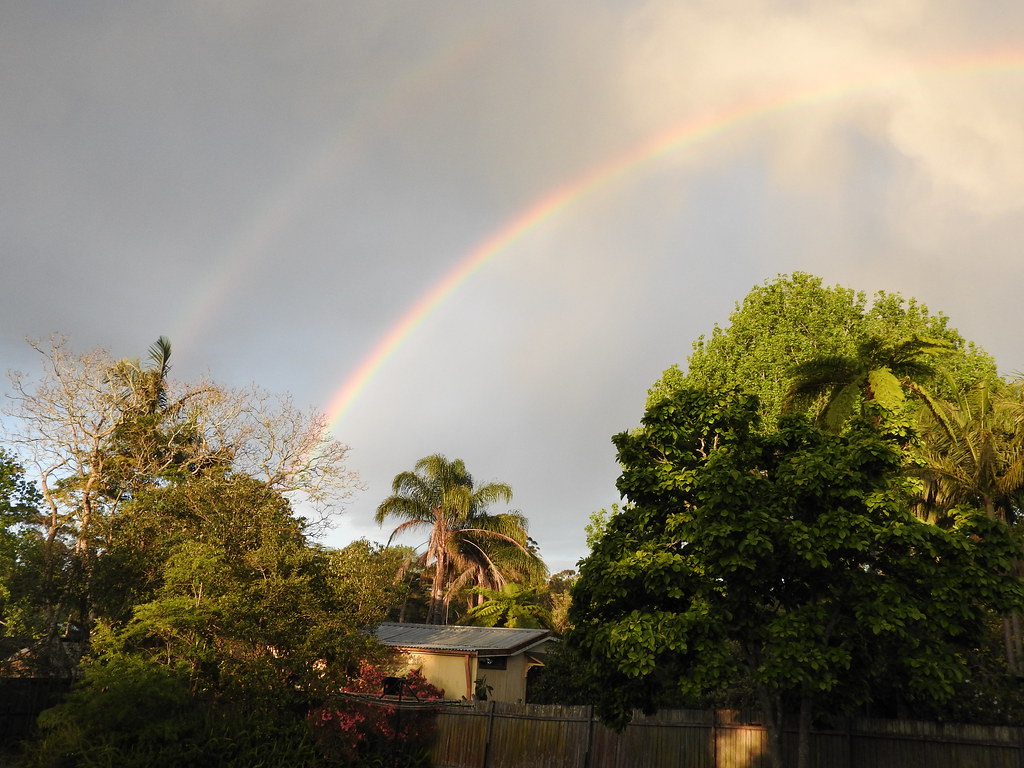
xmin=651 ymin=273 xmax=997 ymax=424
xmin=914 ymin=379 xmax=1024 ymax=525
xmin=5 ymin=337 xmax=379 ymax=764
xmin=328 ymin=539 xmax=423 ymax=623
xmin=376 ymin=454 xmax=543 ymax=624
xmin=569 ymin=388 xmax=1023 ymax=768
xmin=3 ymin=336 xmax=358 ymax=647
xmin=20 ymin=472 xmax=392 ymax=768
xmin=545 ymin=569 xmax=577 ymax=634
xmin=120 ymin=473 xmax=383 ymax=687
xmin=912 ymin=379 xmax=1024 ymax=673
xmin=584 ymin=505 xmax=618 ymax=550
xmin=0 ymin=450 xmax=45 ymax=658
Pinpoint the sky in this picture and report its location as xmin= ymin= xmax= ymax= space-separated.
xmin=2 ymin=1 xmax=1023 ymax=573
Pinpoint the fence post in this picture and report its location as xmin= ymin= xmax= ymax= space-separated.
xmin=712 ymin=710 xmax=718 ymax=768
xmin=481 ymin=700 xmax=496 ymax=768
xmin=582 ymin=705 xmax=594 ymax=768
xmin=845 ymin=717 xmax=853 ymax=768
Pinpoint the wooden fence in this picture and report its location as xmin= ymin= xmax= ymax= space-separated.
xmin=0 ymin=678 xmax=71 ymax=743
xmin=430 ymin=702 xmax=1024 ymax=768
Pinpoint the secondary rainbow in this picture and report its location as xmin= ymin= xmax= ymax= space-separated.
xmin=323 ymin=48 xmax=1024 ymax=433
xmin=169 ymin=24 xmax=497 ymax=355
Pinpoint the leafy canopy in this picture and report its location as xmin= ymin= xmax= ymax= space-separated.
xmin=569 ymin=388 xmax=1024 ymax=737
xmin=650 ymin=272 xmax=997 ymax=424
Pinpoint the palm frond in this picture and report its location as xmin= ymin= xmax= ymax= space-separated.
xmin=866 ymin=368 xmax=905 ymax=412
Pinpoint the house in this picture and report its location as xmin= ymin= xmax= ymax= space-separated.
xmin=372 ymin=622 xmax=555 ymax=703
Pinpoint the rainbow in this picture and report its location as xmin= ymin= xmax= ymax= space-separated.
xmin=170 ymin=21 xmax=502 ymax=354
xmin=316 ymin=47 xmax=1024 ymax=433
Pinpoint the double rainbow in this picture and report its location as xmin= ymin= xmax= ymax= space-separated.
xmin=321 ymin=47 xmax=1024 ymax=435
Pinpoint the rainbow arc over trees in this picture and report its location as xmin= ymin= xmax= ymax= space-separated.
xmin=321 ymin=48 xmax=1024 ymax=433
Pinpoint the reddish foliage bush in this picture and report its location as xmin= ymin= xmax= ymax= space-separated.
xmin=310 ymin=664 xmax=444 ymax=767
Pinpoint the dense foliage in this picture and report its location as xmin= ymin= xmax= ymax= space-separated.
xmin=559 ymin=273 xmax=1024 ymax=768
xmin=649 ymin=272 xmax=997 ymax=423
xmin=568 ymin=388 xmax=1024 ymax=768
xmin=5 ymin=273 xmax=1024 ymax=765
xmin=0 ymin=338 xmax=402 ymax=767
xmin=0 ymin=337 xmax=553 ymax=766
xmin=463 ymin=583 xmax=552 ymax=628
xmin=0 ymin=451 xmax=45 ymax=661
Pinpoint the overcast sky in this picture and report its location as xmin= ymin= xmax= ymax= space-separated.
xmin=2 ymin=2 xmax=1023 ymax=573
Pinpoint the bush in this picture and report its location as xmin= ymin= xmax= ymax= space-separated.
xmin=309 ymin=664 xmax=443 ymax=767
xmin=22 ymin=655 xmax=321 ymax=768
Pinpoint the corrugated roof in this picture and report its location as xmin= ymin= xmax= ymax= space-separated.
xmin=373 ymin=622 xmax=553 ymax=655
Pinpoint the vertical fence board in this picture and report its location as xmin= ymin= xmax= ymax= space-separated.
xmin=430 ymin=703 xmax=1024 ymax=768
xmin=433 ymin=704 xmax=488 ymax=768
xmin=717 ymin=711 xmax=766 ymax=768
xmin=849 ymin=718 xmax=1021 ymax=768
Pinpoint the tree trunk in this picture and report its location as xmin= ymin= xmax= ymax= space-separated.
xmin=1003 ymin=616 xmax=1018 ymax=675
xmin=427 ymin=552 xmax=447 ymax=624
xmin=1004 ymin=613 xmax=1024 ymax=676
xmin=38 ymin=477 xmax=67 ymax=643
xmin=73 ymin=487 xmax=96 ymax=639
xmin=797 ymin=692 xmax=813 ymax=768
xmin=757 ymin=686 xmax=784 ymax=768
xmin=1014 ymin=613 xmax=1024 ymax=674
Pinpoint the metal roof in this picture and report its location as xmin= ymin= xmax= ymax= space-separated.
xmin=373 ymin=622 xmax=553 ymax=655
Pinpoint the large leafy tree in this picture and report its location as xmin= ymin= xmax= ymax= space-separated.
xmin=2 ymin=336 xmax=359 ymax=648
xmin=569 ymin=388 xmax=1023 ymax=768
xmin=376 ymin=454 xmax=543 ymax=624
xmin=25 ymin=475 xmax=389 ymax=768
xmin=0 ymin=450 xmax=44 ymax=657
xmin=3 ymin=337 xmax=386 ymax=764
xmin=650 ymin=273 xmax=997 ymax=424
xmin=108 ymin=475 xmax=383 ymax=699
xmin=327 ymin=539 xmax=423 ymax=624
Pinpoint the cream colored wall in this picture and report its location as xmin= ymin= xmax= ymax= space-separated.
xmin=396 ymin=649 xmax=534 ymax=703
xmin=474 ymin=653 xmax=530 ymax=703
xmin=401 ymin=651 xmax=473 ymax=700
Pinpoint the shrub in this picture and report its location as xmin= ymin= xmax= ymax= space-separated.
xmin=23 ymin=655 xmax=321 ymax=768
xmin=310 ymin=664 xmax=443 ymax=767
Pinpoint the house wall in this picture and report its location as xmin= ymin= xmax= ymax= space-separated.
xmin=397 ymin=649 xmax=538 ymax=703
xmin=476 ymin=653 xmax=531 ymax=703
xmin=402 ymin=650 xmax=474 ymax=700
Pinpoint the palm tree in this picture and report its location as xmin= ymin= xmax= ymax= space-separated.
xmin=783 ymin=335 xmax=951 ymax=432
xmin=446 ymin=532 xmax=548 ymax=613
xmin=913 ymin=379 xmax=1024 ymax=673
xmin=107 ymin=336 xmax=173 ymax=416
xmin=913 ymin=379 xmax=1024 ymax=524
xmin=463 ymin=584 xmax=552 ymax=629
xmin=104 ymin=337 xmax=228 ymax=491
xmin=376 ymin=455 xmax=542 ymax=624
xmin=103 ymin=337 xmax=180 ymax=496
